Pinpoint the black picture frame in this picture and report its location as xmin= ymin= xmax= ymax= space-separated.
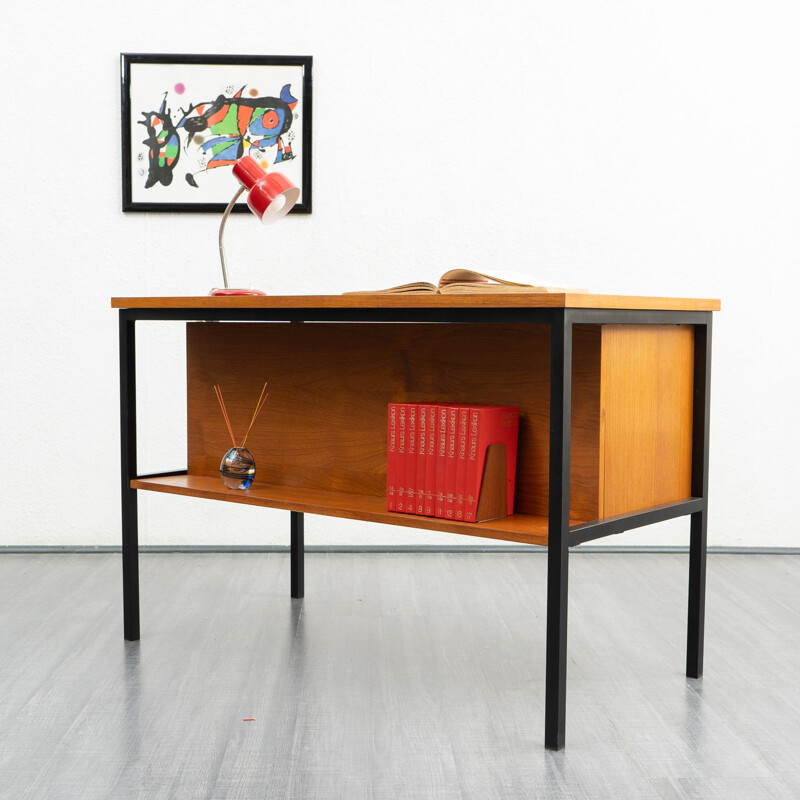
xmin=121 ymin=53 xmax=312 ymax=214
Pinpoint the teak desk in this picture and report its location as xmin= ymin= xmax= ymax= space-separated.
xmin=112 ymin=292 xmax=720 ymax=750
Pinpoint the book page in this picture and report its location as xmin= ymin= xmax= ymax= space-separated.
xmin=344 ymin=282 xmax=437 ymax=295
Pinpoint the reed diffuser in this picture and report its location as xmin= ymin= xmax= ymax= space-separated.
xmin=213 ymin=382 xmax=270 ymax=490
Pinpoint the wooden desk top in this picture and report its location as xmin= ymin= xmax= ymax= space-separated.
xmin=111 ymin=293 xmax=721 ymax=311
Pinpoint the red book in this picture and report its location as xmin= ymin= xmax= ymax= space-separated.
xmin=423 ymin=404 xmax=438 ymax=516
xmin=464 ymin=408 xmax=480 ymax=521
xmin=454 ymin=406 xmax=469 ymax=521
xmin=443 ymin=406 xmax=458 ymax=519
xmin=435 ymin=405 xmax=448 ymax=517
xmin=415 ymin=406 xmax=427 ymax=514
xmin=386 ymin=403 xmax=398 ymax=511
xmin=463 ymin=406 xmax=520 ymax=522
xmin=396 ymin=404 xmax=408 ymax=513
xmin=405 ymin=404 xmax=418 ymax=515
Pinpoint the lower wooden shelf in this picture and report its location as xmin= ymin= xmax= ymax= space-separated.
xmin=130 ymin=474 xmax=587 ymax=546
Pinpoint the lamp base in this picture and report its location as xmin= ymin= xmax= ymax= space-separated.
xmin=209 ymin=288 xmax=267 ymax=296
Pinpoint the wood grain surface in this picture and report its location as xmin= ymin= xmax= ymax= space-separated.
xmin=112 ymin=293 xmax=721 ymax=311
xmin=599 ymin=324 xmax=695 ymax=517
xmin=570 ymin=325 xmax=603 ymax=520
xmin=186 ymin=322 xmax=602 ymax=524
xmin=131 ymin=474 xmax=559 ymax=545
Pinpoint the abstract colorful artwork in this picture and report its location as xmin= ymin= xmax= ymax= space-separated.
xmin=121 ymin=54 xmax=312 ymax=213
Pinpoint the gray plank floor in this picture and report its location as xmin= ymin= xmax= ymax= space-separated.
xmin=0 ymin=552 xmax=798 ymax=799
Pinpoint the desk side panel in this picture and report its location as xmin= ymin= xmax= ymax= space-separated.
xmin=600 ymin=325 xmax=694 ymax=518
xmin=186 ymin=322 xmax=601 ymax=518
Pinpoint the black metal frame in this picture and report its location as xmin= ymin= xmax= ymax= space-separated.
xmin=120 ymin=53 xmax=313 ymax=214
xmin=118 ymin=303 xmax=712 ymax=751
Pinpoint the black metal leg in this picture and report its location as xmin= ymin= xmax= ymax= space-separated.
xmin=545 ymin=537 xmax=570 ymax=750
xmin=686 ymin=509 xmax=707 ymax=677
xmin=545 ymin=311 xmax=573 ymax=750
xmin=687 ymin=318 xmax=712 ymax=678
xmin=120 ymin=313 xmax=140 ymax=641
xmin=291 ymin=511 xmax=304 ymax=598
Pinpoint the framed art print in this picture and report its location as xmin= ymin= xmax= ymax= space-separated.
xmin=121 ymin=53 xmax=312 ymax=213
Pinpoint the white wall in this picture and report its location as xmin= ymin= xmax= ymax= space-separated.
xmin=1 ymin=1 xmax=798 ymax=548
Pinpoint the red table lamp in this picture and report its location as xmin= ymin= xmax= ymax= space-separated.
xmin=211 ymin=155 xmax=301 ymax=296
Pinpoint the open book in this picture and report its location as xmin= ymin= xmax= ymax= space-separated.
xmin=345 ymin=269 xmax=586 ymax=295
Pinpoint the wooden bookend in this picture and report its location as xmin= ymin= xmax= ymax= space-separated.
xmin=475 ymin=444 xmax=508 ymax=523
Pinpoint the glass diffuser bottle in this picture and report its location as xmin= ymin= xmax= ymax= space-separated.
xmin=220 ymin=447 xmax=256 ymax=490
xmin=213 ymin=382 xmax=270 ymax=491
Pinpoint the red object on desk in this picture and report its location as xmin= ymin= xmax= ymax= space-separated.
xmin=209 ymin=288 xmax=267 ymax=296
xmin=210 ymin=155 xmax=300 ymax=296
xmin=232 ymin=156 xmax=300 ymax=224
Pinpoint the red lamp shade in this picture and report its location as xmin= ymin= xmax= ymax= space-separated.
xmin=232 ymin=156 xmax=300 ymax=224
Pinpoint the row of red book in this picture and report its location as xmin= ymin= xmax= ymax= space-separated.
xmin=386 ymin=403 xmax=520 ymax=523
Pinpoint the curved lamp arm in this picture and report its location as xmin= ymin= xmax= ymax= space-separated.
xmin=217 ymin=186 xmax=246 ymax=290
